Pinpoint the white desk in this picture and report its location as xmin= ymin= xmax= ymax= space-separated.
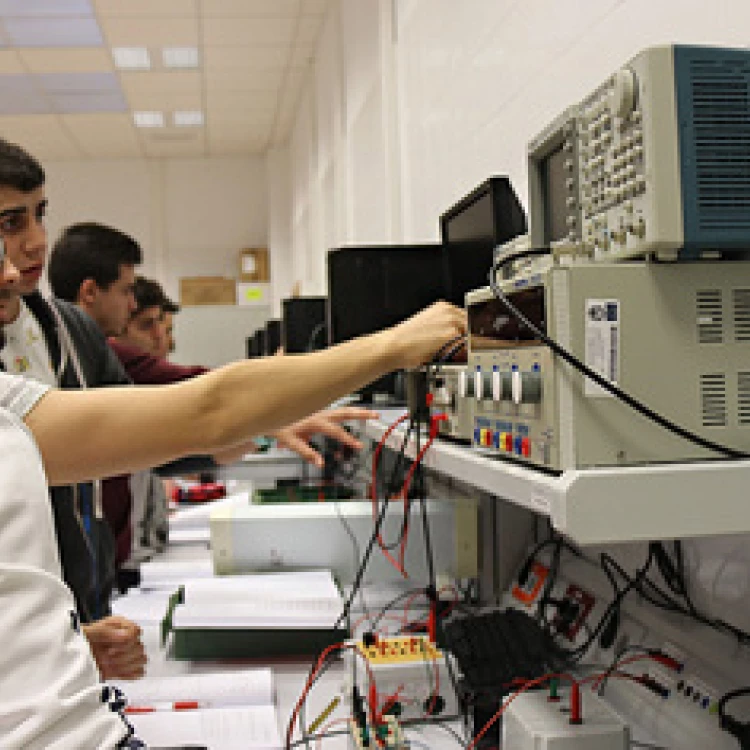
xmin=121 ymin=542 xmax=463 ymax=749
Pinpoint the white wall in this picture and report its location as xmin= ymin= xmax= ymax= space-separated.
xmin=43 ymin=155 xmax=268 ymax=305
xmin=274 ymin=0 xmax=750 ymax=283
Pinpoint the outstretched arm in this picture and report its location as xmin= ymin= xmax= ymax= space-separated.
xmin=25 ymin=302 xmax=465 ymax=486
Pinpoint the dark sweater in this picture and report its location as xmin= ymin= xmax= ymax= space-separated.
xmin=23 ymin=292 xmax=132 ymax=622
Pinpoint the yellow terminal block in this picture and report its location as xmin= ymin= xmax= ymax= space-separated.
xmin=357 ymin=635 xmax=442 ymax=665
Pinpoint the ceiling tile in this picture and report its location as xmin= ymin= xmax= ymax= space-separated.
xmin=200 ymin=0 xmax=298 ymax=17
xmin=61 ymin=112 xmax=141 ymax=157
xmin=205 ymin=66 xmax=283 ymax=91
xmin=4 ymin=18 xmax=103 ymax=47
xmin=0 ymin=75 xmax=49 ymax=114
xmin=94 ymin=0 xmax=195 ymax=16
xmin=0 ymin=49 xmax=24 ymax=74
xmin=203 ymin=17 xmax=295 ymax=47
xmin=19 ymin=47 xmax=113 ymax=73
xmin=37 ymin=71 xmax=120 ymax=93
xmin=0 ymin=0 xmax=93 ymax=16
xmin=50 ymin=90 xmax=127 ymax=113
xmin=119 ymin=70 xmax=201 ymax=96
xmin=207 ymin=89 xmax=278 ymax=111
xmin=99 ymin=17 xmax=198 ymax=48
xmin=124 ymin=89 xmax=202 ymax=112
xmin=203 ymin=45 xmax=288 ymax=70
xmin=142 ymin=130 xmax=206 ymax=158
xmin=0 ymin=115 xmax=80 ymax=159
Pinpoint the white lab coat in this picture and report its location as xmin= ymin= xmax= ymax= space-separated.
xmin=0 ymin=374 xmax=129 ymax=748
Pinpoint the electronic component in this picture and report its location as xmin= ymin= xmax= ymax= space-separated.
xmin=349 ymin=714 xmax=409 ymax=749
xmin=502 ymin=688 xmax=630 ymax=749
xmin=427 ymin=363 xmax=474 ymax=443
xmin=467 ymin=259 xmax=750 ymax=470
xmin=344 ymin=635 xmax=460 ymax=722
xmin=529 ymin=44 xmax=750 ymax=261
xmin=210 ymin=500 xmax=478 ymax=584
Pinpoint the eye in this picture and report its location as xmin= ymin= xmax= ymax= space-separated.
xmin=0 ymin=213 xmax=25 ymax=234
xmin=35 ymin=203 xmax=47 ymax=222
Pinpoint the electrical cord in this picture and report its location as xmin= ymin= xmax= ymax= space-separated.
xmin=333 ymin=500 xmax=370 ymax=621
xmin=488 ymin=260 xmax=749 ymax=459
xmin=719 ymin=687 xmax=750 ymax=749
xmin=336 ymin=416 xmax=415 ymax=629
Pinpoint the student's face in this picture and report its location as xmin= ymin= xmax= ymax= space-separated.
xmin=0 ymin=185 xmax=48 ymax=299
xmin=90 ymin=264 xmax=137 ymax=337
xmin=121 ymin=304 xmax=164 ymax=354
xmin=158 ymin=310 xmax=175 ymax=358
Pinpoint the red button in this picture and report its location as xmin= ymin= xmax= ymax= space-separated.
xmin=484 ymin=430 xmax=494 ymax=447
xmin=521 ymin=437 xmax=531 ymax=457
xmin=504 ymin=433 xmax=513 ymax=452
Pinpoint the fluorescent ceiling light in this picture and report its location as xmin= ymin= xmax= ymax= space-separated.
xmin=133 ymin=111 xmax=164 ymax=128
xmin=162 ymin=47 xmax=199 ymax=69
xmin=173 ymin=110 xmax=204 ymax=127
xmin=113 ymin=47 xmax=150 ymax=70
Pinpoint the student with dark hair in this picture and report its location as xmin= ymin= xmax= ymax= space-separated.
xmin=0 ymin=139 xmax=145 ymax=681
xmin=116 ymin=275 xmax=182 ymax=363
xmin=48 ymin=222 xmax=142 ymax=337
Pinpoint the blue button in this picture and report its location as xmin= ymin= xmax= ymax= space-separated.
xmin=493 ymin=431 xmax=500 ymax=448
xmin=474 ymin=428 xmax=481 ymax=444
xmin=532 ymin=362 xmax=540 ymax=372
xmin=514 ymin=435 xmax=523 ymax=454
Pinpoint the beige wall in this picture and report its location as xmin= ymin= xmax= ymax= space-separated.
xmin=43 ymin=155 xmax=268 ymax=305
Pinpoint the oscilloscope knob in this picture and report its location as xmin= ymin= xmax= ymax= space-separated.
xmin=609 ymin=67 xmax=636 ymax=119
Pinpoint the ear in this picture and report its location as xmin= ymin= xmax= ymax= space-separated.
xmin=76 ymin=278 xmax=99 ymax=308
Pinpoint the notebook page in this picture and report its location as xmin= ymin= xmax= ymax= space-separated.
xmin=116 ymin=668 xmax=274 ymax=707
xmin=131 ymin=705 xmax=281 ymax=750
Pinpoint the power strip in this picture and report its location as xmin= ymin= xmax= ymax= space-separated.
xmin=502 ymin=689 xmax=630 ymax=749
xmin=343 ymin=635 xmax=460 ymax=721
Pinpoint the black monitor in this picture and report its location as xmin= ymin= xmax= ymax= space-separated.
xmin=246 ymin=330 xmax=262 ymax=359
xmin=440 ymin=176 xmax=527 ymax=304
xmin=265 ymin=319 xmax=282 ymax=355
xmin=256 ymin=328 xmax=267 ymax=357
xmin=282 ymin=297 xmax=327 ymax=354
xmin=327 ymin=244 xmax=445 ymax=402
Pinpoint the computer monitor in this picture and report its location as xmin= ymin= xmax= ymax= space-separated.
xmin=254 ymin=328 xmax=266 ymax=358
xmin=440 ymin=176 xmax=527 ymax=303
xmin=265 ymin=319 xmax=282 ymax=355
xmin=246 ymin=330 xmax=262 ymax=359
xmin=327 ymin=245 xmax=445 ymax=402
xmin=282 ymin=297 xmax=327 ymax=354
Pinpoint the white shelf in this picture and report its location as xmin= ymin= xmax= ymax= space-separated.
xmin=364 ymin=417 xmax=750 ymax=545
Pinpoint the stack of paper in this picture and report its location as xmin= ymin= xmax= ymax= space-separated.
xmin=139 ymin=558 xmax=214 ymax=590
xmin=166 ymin=570 xmax=347 ymax=659
xmin=119 ymin=669 xmax=281 ymax=749
xmin=169 ymin=491 xmax=250 ymax=544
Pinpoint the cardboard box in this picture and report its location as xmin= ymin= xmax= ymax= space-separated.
xmin=179 ymin=276 xmax=237 ymax=306
xmin=239 ymin=248 xmax=270 ymax=282
xmin=237 ymin=282 xmax=270 ymax=306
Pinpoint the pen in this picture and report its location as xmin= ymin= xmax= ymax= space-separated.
xmin=125 ymin=701 xmax=205 ymax=713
